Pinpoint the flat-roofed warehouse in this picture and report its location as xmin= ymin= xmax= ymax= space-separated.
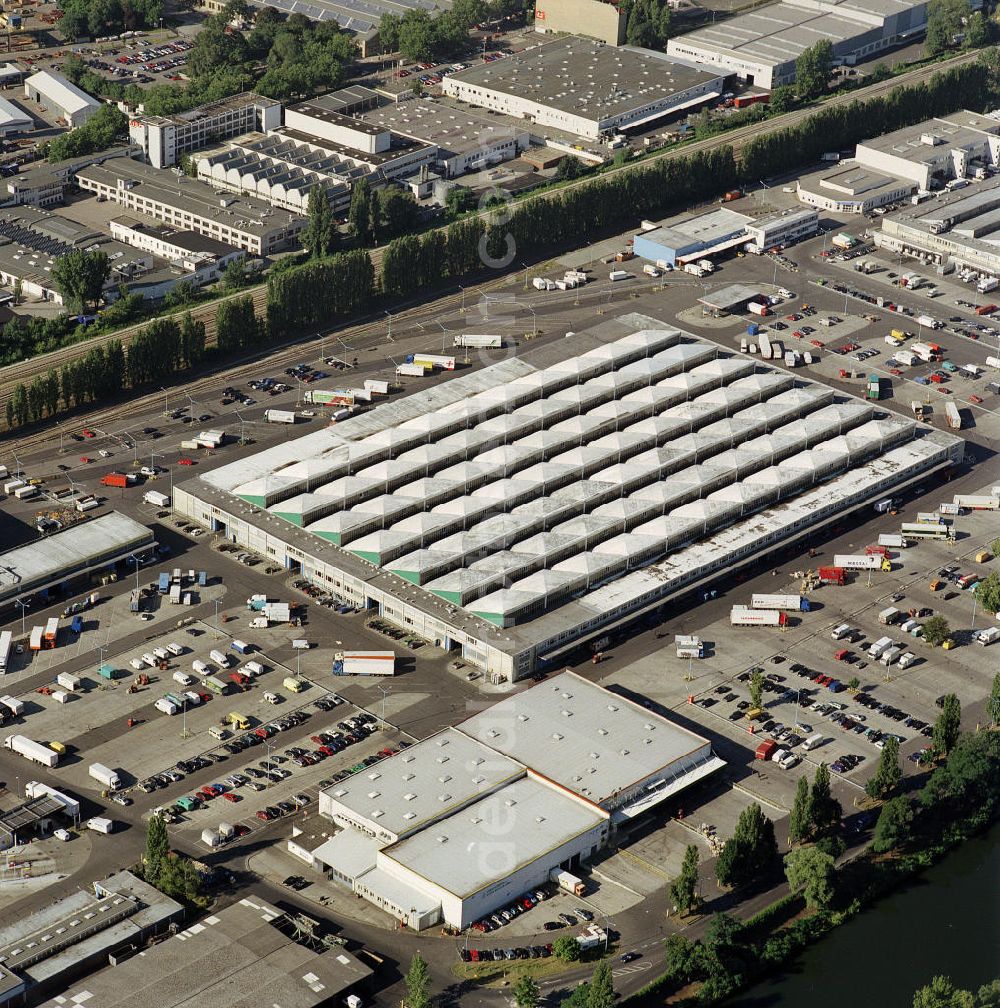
xmin=172 ymin=313 xmax=963 ymax=682
xmin=874 ymin=175 xmax=1000 ymax=276
xmin=39 ymin=896 xmax=372 ymax=1008
xmin=309 ymin=672 xmax=721 ymax=929
xmin=666 ymin=0 xmax=955 ymax=90
xmin=0 ymin=512 xmax=153 ymax=610
xmin=442 ymin=37 xmax=724 ymax=141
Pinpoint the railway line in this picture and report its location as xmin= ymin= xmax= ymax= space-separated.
xmin=0 ymin=48 xmax=981 ymax=428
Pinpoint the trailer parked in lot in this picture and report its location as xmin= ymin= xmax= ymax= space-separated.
xmin=89 ymin=763 xmax=121 ymax=790
xmin=952 ymin=494 xmax=998 ymax=510
xmin=5 ymin=734 xmax=58 ymax=766
xmin=332 ymin=650 xmax=395 ymax=676
xmin=750 ymin=593 xmax=810 ymax=611
xmin=731 ymin=606 xmax=787 ymax=627
xmin=454 ymin=334 xmax=503 ymax=348
xmin=264 ymin=409 xmax=296 ymax=424
xmin=144 ymin=489 xmax=170 ymax=507
xmin=833 ymin=554 xmax=879 ymax=570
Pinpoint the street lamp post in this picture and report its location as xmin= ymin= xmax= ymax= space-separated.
xmin=128 ymin=554 xmax=140 ymax=592
xmin=15 ymin=598 xmax=27 ymax=636
xmin=213 ymin=599 xmax=221 ymax=633
xmin=377 ymin=684 xmax=391 ymax=729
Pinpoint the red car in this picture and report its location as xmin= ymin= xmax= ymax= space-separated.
xmin=80 ymin=456 xmax=91 ymax=463
xmin=234 ymin=823 xmax=251 ymax=837
xmin=223 ymin=792 xmax=240 ymax=803
xmin=970 ymin=394 xmax=984 ymax=404
xmin=178 ymin=457 xmax=194 ymax=465
xmin=255 ymin=809 xmax=273 ymax=822
xmin=82 ymin=429 xmax=95 ymax=438
xmin=318 ymin=745 xmax=336 ymax=756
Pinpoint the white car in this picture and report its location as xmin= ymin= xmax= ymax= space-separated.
xmin=53 ymin=828 xmax=72 ymax=841
xmin=140 ymin=466 xmax=159 ymax=477
xmin=778 ymin=752 xmax=800 ymax=769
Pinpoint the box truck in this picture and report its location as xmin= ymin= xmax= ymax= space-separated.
xmin=209 ymin=649 xmax=231 ymax=668
xmin=89 ymin=763 xmax=121 ymax=790
xmin=833 ymin=554 xmax=879 ymax=570
xmin=818 ymin=566 xmax=846 ymax=585
xmin=868 ymin=636 xmax=894 ymax=659
xmin=549 ymin=868 xmax=586 ymax=896
xmin=5 ymin=734 xmax=58 ymax=767
xmin=878 ymin=607 xmax=901 ymax=625
xmin=750 ymin=593 xmax=810 ymax=611
xmin=144 ymin=489 xmax=170 ymax=507
xmin=977 ymin=627 xmax=1000 ymax=646
xmin=609 ymin=269 xmax=629 ymax=281
xmin=396 ymin=363 xmax=428 ymax=377
xmin=86 ymin=817 xmax=113 ymax=834
xmin=101 ymin=472 xmax=134 ymax=488
xmin=731 ymin=607 xmax=788 ymax=627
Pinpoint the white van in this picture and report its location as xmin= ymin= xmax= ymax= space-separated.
xmin=209 ymin=649 xmax=231 ymax=668
xmin=129 ymin=657 xmax=144 ymax=671
xmin=166 ymin=641 xmax=185 ymax=657
xmin=153 ymin=646 xmax=170 ymax=661
xmin=803 ymin=733 xmax=825 ymax=751
xmin=209 ymin=726 xmax=230 ymax=740
xmin=192 ymin=659 xmax=210 ymax=676
xmin=141 ymin=653 xmax=158 ymax=668
xmin=172 ymin=671 xmax=194 ymax=688
xmin=830 ymin=624 xmax=851 ymax=640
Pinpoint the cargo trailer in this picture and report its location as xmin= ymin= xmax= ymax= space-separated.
xmin=396 ymin=363 xmax=429 ymax=377
xmin=264 ymin=409 xmax=296 ymax=424
xmin=750 ymin=593 xmax=810 ymax=611
xmin=410 ymin=354 xmax=455 ymax=371
xmin=0 ymin=630 xmax=10 ymax=673
xmin=952 ymin=494 xmax=998 ymax=510
xmin=143 ymin=490 xmax=170 ymax=507
xmin=833 ymin=554 xmax=879 ymax=570
xmin=0 ymin=695 xmax=21 ymax=716
xmin=731 ymin=606 xmax=787 ymax=627
xmin=5 ymin=734 xmax=58 ymax=766
xmin=454 ymin=334 xmax=502 ymax=348
xmin=89 ymin=763 xmax=121 ymax=789
xmin=332 ymin=650 xmax=395 ymax=676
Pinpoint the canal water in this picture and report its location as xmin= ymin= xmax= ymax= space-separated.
xmin=727 ymin=823 xmax=999 ymax=1007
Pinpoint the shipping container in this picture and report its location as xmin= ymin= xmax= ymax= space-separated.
xmin=395 ymin=363 xmax=429 ymax=378
xmin=609 ymin=270 xmax=629 ymax=281
xmin=877 ymin=533 xmax=906 ymax=548
xmin=56 ymin=672 xmax=81 ymax=692
xmin=0 ymin=630 xmax=10 ymax=672
xmin=101 ymin=472 xmax=133 ymax=488
xmin=364 ymin=379 xmax=390 ymax=395
xmin=454 ymin=334 xmax=502 ymax=348
xmin=13 ymin=485 xmax=38 ymax=500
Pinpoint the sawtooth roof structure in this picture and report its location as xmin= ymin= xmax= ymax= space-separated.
xmin=177 ymin=313 xmax=962 ymax=680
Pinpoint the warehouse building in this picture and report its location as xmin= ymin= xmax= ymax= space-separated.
xmin=0 ymin=511 xmax=153 ymax=610
xmin=443 ymin=38 xmax=724 ymax=142
xmin=667 ymin=0 xmax=949 ymax=90
xmin=874 ymin=177 xmax=1000 ymax=276
xmin=23 ymin=70 xmax=100 ymax=127
xmin=173 ymin=314 xmax=961 ymax=682
xmin=533 ymin=0 xmax=627 ymax=45
xmin=0 ymin=206 xmax=235 ymax=303
xmin=76 ymin=158 xmax=305 ymax=256
xmin=40 ymin=896 xmax=372 ymax=1008
xmin=634 ymin=206 xmax=818 ymax=265
xmin=129 ymin=92 xmax=282 ymax=169
xmin=798 ymin=110 xmax=1000 ymax=213
xmin=0 ymin=96 xmax=31 ymax=136
xmin=0 ymin=872 xmax=182 ymax=1007
xmin=361 ymin=100 xmax=531 ymax=179
xmin=307 ymin=672 xmax=722 ymax=929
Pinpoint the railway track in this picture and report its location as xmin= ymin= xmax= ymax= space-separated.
xmin=0 ymin=49 xmax=980 ymax=427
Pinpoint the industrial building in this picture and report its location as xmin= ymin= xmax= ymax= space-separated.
xmin=0 ymin=511 xmax=153 ymax=610
xmin=0 ymin=205 xmax=240 ymax=303
xmin=195 ymin=90 xmax=437 ymax=213
xmin=305 ymin=672 xmax=722 ymax=929
xmin=361 ymin=100 xmax=531 ymax=179
xmin=39 ymin=896 xmax=372 ymax=1008
xmin=798 ymin=110 xmax=1000 ymax=213
xmin=173 ymin=314 xmax=962 ymax=682
xmin=442 ymin=38 xmax=724 ymax=142
xmin=109 ymin=216 xmax=246 ymax=276
xmin=666 ymin=0 xmax=949 ymax=90
xmin=23 ymin=70 xmax=100 ymax=127
xmin=76 ymin=158 xmax=305 ymax=256
xmin=0 ymin=872 xmax=183 ymax=1007
xmin=533 ymin=0 xmax=626 ymax=45
xmin=874 ymin=177 xmax=1000 ymax=276
xmin=128 ymin=92 xmax=283 ymax=169
xmin=634 ymin=206 xmax=818 ymax=265
xmin=0 ymin=96 xmax=31 ymax=136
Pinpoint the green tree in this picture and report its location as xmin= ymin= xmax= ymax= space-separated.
xmin=987 ymin=672 xmax=1000 ymax=726
xmin=806 ymin=763 xmax=842 ymax=836
xmin=564 ymin=983 xmax=591 ymax=1008
xmin=932 ymin=693 xmax=961 ymax=755
xmin=587 ymin=961 xmax=615 ymax=1008
xmin=221 ymin=259 xmax=248 ymax=290
xmin=913 ymin=975 xmax=976 ymax=1008
xmin=180 ymin=312 xmax=206 ymax=368
xmin=715 ymin=803 xmax=778 ymax=888
xmin=145 ymin=813 xmax=169 ymax=881
xmin=377 ymin=187 xmax=421 ymax=241
xmin=155 ymin=853 xmax=203 ymax=901
xmin=784 ymin=846 xmax=835 ymax=909
xmin=349 ymin=177 xmax=374 ymax=246
xmin=553 ymin=935 xmax=582 ymax=962
xmin=768 ymin=85 xmax=797 ymax=114
xmin=964 ymin=10 xmax=989 ymax=48
xmin=52 ymin=250 xmax=110 ymax=313
xmin=445 ymin=185 xmax=475 ymax=219
xmin=749 ymin=668 xmax=764 ymax=709
xmin=925 ymin=0 xmax=971 ymax=55
xmin=865 ymin=735 xmax=901 ymax=799
xmin=872 ymin=795 xmax=913 ymax=853
xmin=974 ymin=571 xmax=1000 ymax=614
xmin=669 ymin=843 xmax=701 ymax=914
xmin=513 ymin=974 xmax=539 ymax=1008
xmin=789 ymin=774 xmax=811 ymax=843
xmin=300 ymin=185 xmax=338 ymax=259
xmin=555 ymin=154 xmax=586 ymax=181
xmin=795 ymin=39 xmax=833 ymax=100
xmin=922 ymin=614 xmax=952 ymax=646
xmin=404 ymin=953 xmax=431 ymax=1008
xmin=46 ymin=104 xmax=127 ymax=161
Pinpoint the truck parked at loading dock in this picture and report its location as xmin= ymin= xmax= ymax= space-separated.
xmin=750 ymin=593 xmax=810 ymax=611
xmin=549 ymin=868 xmax=585 ymax=895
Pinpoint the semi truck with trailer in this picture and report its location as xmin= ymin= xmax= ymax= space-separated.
xmin=332 ymin=651 xmax=396 ymax=676
xmin=750 ymin=594 xmax=810 ymax=611
xmin=43 ymin=617 xmax=58 ymax=648
xmin=0 ymin=630 xmax=10 ymax=673
xmin=409 ymin=354 xmax=455 ymax=371
xmin=5 ymin=734 xmax=59 ymax=767
xmin=833 ymin=554 xmax=879 ymax=570
xmin=731 ymin=607 xmax=788 ymax=627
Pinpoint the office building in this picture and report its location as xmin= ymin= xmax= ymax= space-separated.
xmin=443 ymin=38 xmax=724 ymax=141
xmin=533 ymin=0 xmax=627 ymax=45
xmin=76 ymin=158 xmax=304 ymax=256
xmin=128 ymin=92 xmax=282 ymax=168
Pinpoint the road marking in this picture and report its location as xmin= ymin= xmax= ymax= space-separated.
xmin=613 ymin=962 xmax=652 ymax=977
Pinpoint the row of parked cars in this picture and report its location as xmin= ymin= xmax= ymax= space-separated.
xmin=461 ymin=945 xmax=553 ymax=963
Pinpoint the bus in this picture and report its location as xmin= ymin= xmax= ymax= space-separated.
xmin=0 ymin=631 xmax=10 ymax=672
xmin=900 ymin=522 xmax=954 ymax=541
